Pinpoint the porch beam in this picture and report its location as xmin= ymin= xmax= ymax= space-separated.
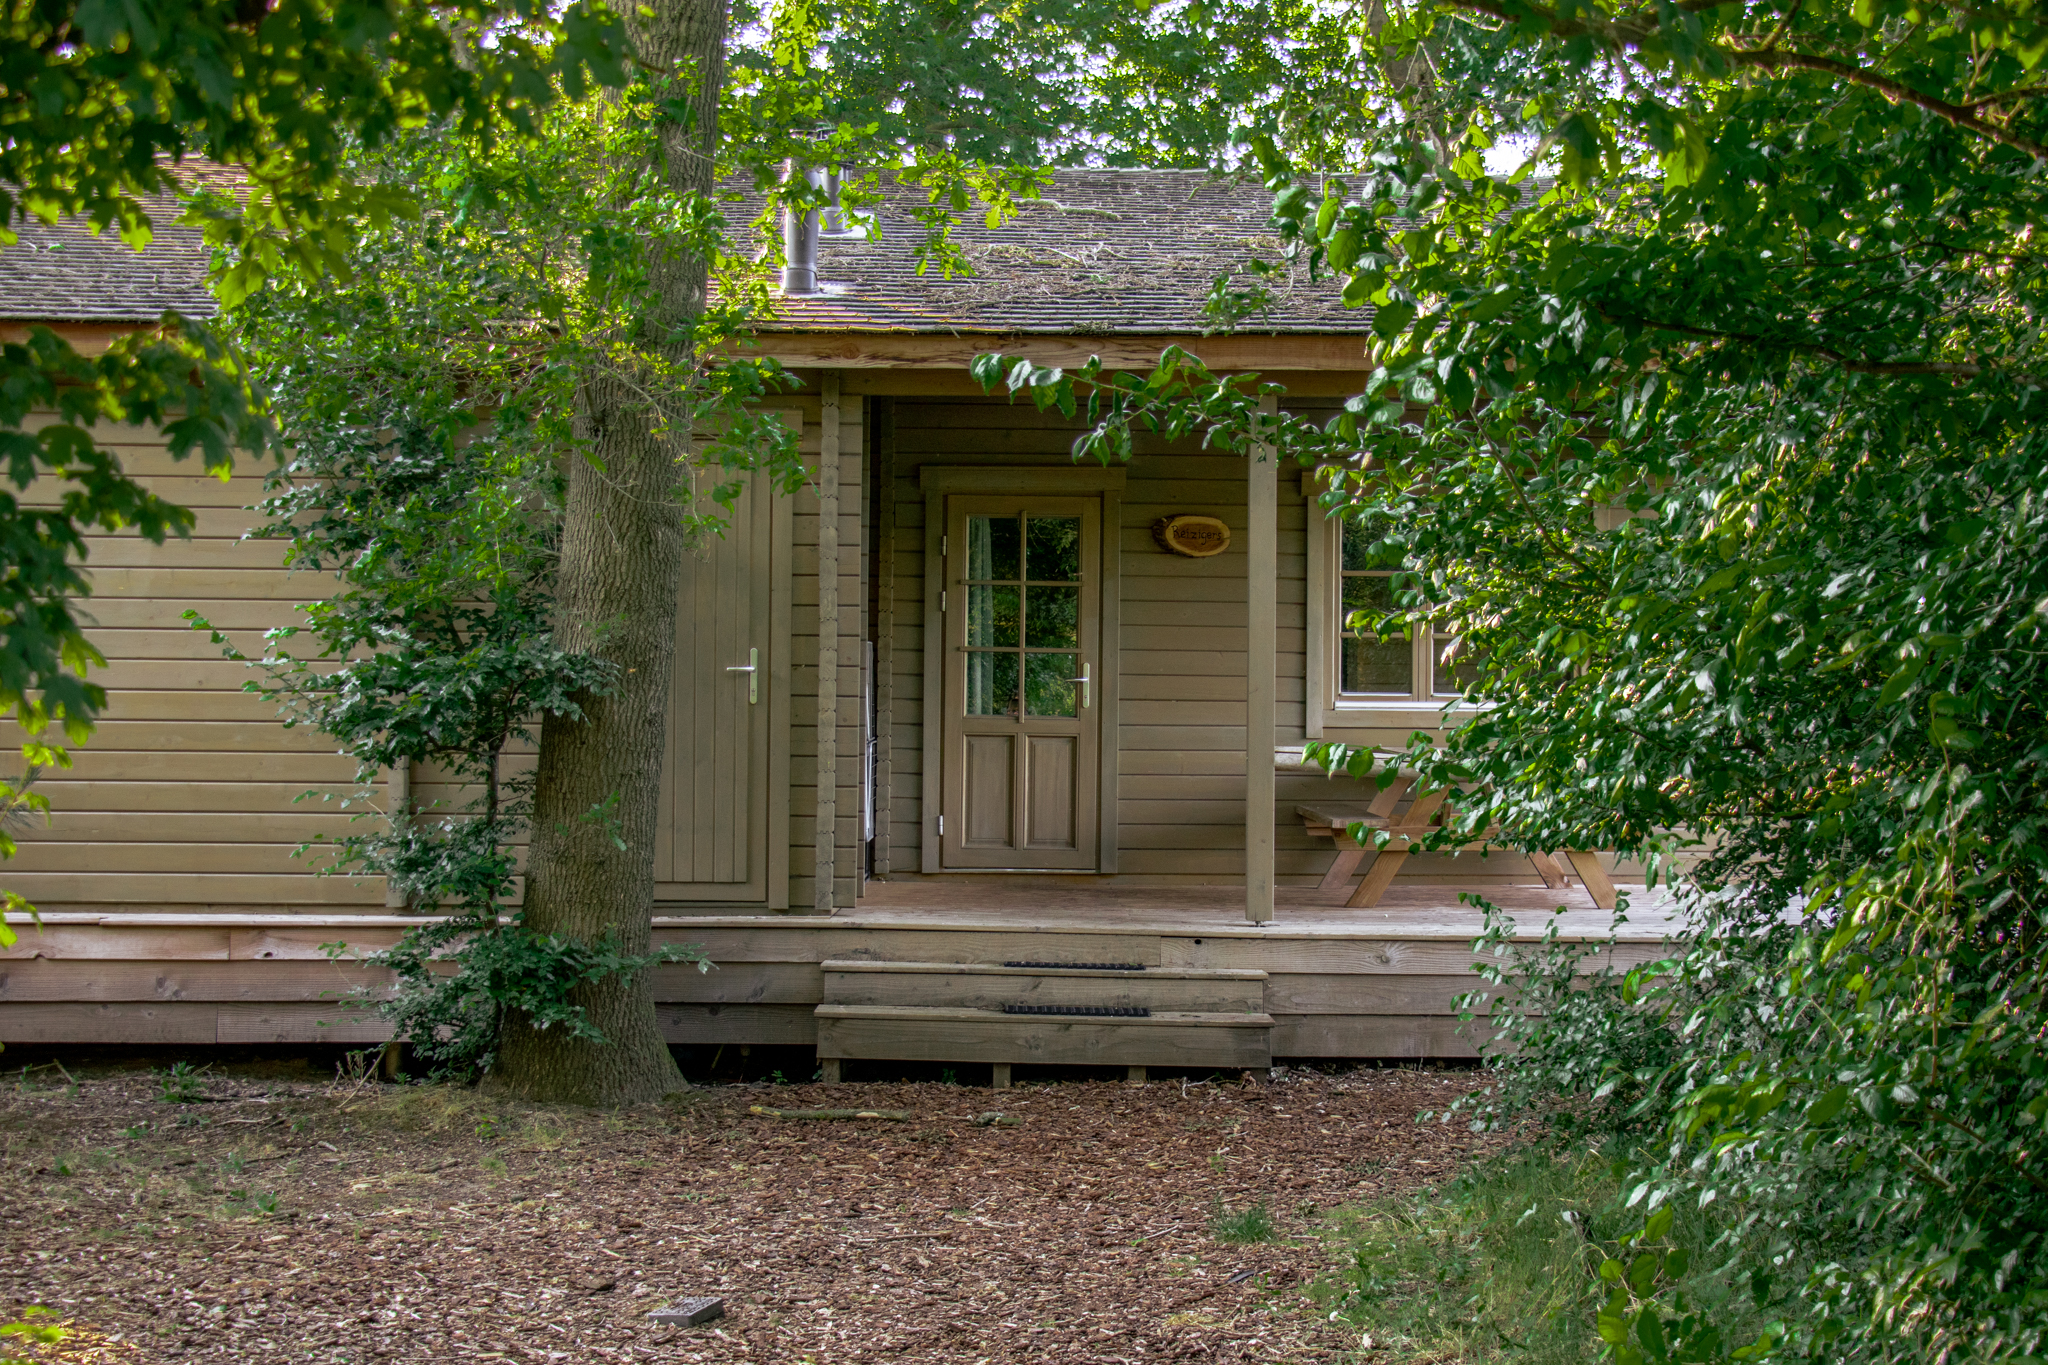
xmin=1245 ymin=395 xmax=1279 ymax=925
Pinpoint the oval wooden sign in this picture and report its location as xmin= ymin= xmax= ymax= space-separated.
xmin=1152 ymin=514 xmax=1232 ymax=558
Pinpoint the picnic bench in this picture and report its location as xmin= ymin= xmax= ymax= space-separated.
xmin=1297 ymin=773 xmax=1618 ymax=909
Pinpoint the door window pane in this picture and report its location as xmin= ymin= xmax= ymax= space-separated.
xmin=967 ymin=515 xmax=1021 ymax=582
xmin=1024 ymin=653 xmax=1079 ymax=717
xmin=1024 ymin=516 xmax=1082 ymax=581
xmin=1024 ymin=585 xmax=1080 ymax=648
xmin=966 ymin=583 xmax=1019 ymax=648
xmin=966 ymin=651 xmax=1018 ymax=716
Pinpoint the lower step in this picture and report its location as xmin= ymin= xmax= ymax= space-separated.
xmin=815 ymin=1004 xmax=1273 ymax=1069
xmin=820 ymin=960 xmax=1267 ymax=1013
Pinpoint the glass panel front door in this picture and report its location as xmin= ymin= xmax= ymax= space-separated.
xmin=940 ymin=496 xmax=1101 ymax=870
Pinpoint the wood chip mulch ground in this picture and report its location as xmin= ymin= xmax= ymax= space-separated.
xmin=2 ymin=1062 xmax=1496 ymax=1364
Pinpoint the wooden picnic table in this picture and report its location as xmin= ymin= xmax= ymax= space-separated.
xmin=1296 ymin=774 xmax=1618 ymax=909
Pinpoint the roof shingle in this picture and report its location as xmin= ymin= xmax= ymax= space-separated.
xmin=0 ymin=188 xmax=216 ymax=323
xmin=760 ymin=169 xmax=1356 ymax=335
xmin=1 ymin=168 xmax=1358 ymax=336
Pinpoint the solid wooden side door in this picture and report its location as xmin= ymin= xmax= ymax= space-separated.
xmin=939 ymin=495 xmax=1101 ymax=870
xmin=655 ymin=463 xmax=781 ymax=901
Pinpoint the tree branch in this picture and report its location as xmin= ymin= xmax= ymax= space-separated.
xmin=1496 ymin=456 xmax=1596 ymax=575
xmin=1730 ymin=49 xmax=2048 ymax=160
xmin=1600 ymin=311 xmax=2045 ymax=388
xmin=1444 ymin=0 xmax=2048 ymax=161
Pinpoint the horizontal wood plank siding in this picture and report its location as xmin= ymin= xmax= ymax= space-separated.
xmin=872 ymin=395 xmax=1568 ymax=889
xmin=2 ymin=422 xmax=391 ymax=912
xmin=6 ymin=399 xmax=865 ymax=916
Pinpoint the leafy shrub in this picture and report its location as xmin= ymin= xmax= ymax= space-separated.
xmin=156 ymin=1062 xmax=206 ymax=1104
xmin=1318 ymin=1148 xmax=1764 ymax=1364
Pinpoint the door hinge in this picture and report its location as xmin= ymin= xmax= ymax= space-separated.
xmin=940 ymin=589 xmax=947 ymax=613
xmin=942 ymin=534 xmax=948 ymax=556
xmin=937 ymin=815 xmax=944 ymax=836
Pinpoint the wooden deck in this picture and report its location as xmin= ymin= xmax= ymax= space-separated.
xmin=0 ymin=878 xmax=1683 ymax=1061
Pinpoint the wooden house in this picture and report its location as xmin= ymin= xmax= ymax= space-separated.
xmin=0 ymin=171 xmax=1670 ymax=1074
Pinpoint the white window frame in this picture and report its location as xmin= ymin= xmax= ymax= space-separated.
xmin=1304 ymin=472 xmax=1472 ymax=738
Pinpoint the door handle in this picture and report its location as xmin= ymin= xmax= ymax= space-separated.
xmin=726 ymin=646 xmax=759 ymax=704
xmin=1067 ymin=661 xmax=1091 ymax=710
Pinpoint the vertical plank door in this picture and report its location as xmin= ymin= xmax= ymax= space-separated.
xmin=655 ymin=462 xmax=781 ymax=901
xmin=939 ymin=495 xmax=1101 ymax=870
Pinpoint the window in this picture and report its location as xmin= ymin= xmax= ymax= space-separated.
xmin=1304 ymin=483 xmax=1478 ymax=736
xmin=1335 ymin=520 xmax=1475 ymax=701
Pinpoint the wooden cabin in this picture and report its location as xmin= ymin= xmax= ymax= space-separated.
xmin=0 ymin=171 xmax=1671 ymax=1073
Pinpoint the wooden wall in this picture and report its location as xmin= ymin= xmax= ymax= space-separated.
xmin=1 ymin=422 xmax=389 ymax=914
xmin=868 ymin=396 xmax=1558 ymax=890
xmin=4 ymin=392 xmax=867 ymax=918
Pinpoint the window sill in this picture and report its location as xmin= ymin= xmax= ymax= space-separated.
xmin=1301 ymin=701 xmax=1491 ymax=744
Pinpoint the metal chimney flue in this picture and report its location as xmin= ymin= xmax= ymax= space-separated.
xmin=822 ymin=165 xmax=846 ymax=236
xmin=781 ymin=163 xmax=825 ymax=295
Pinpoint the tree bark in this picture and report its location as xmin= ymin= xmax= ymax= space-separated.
xmin=490 ymin=0 xmax=730 ymax=1106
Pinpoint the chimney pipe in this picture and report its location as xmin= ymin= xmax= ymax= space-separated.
xmin=822 ymin=165 xmax=846 ymax=236
xmin=781 ymin=163 xmax=825 ymax=295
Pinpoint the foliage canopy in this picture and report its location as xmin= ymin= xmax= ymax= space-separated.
xmin=0 ymin=0 xmax=633 ymax=937
xmin=989 ymin=0 xmax=2048 ymax=1358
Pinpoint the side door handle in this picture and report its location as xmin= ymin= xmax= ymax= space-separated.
xmin=726 ymin=646 xmax=759 ymax=704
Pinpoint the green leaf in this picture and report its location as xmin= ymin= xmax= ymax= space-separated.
xmin=1371 ymin=300 xmax=1417 ymax=340
xmin=1807 ymin=1085 xmax=1850 ymax=1125
xmin=1466 ymin=287 xmax=1515 ymax=322
xmin=1637 ymin=1310 xmax=1669 ymax=1358
xmin=1878 ymin=657 xmax=1924 ymax=706
xmin=1643 ymin=1206 xmax=1674 ymax=1242
xmin=1327 ymin=225 xmax=1362 ymax=271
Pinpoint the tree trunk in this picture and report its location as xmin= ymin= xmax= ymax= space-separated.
xmin=490 ymin=0 xmax=730 ymax=1106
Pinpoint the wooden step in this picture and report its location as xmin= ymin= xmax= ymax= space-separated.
xmin=814 ymin=1004 xmax=1273 ymax=1069
xmin=820 ymin=960 xmax=1267 ymax=1013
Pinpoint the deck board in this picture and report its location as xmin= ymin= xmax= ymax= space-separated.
xmin=0 ymin=879 xmax=1687 ymax=1055
xmin=832 ymin=877 xmax=1682 ymax=941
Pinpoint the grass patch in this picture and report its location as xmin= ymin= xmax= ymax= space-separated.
xmin=1311 ymin=1147 xmax=1762 ymax=1364
xmin=1210 ymin=1197 xmax=1278 ymax=1244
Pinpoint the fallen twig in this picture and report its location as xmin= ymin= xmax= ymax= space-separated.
xmin=747 ymin=1105 xmax=911 ymax=1121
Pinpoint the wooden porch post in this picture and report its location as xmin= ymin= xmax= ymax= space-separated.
xmin=1245 ymin=396 xmax=1278 ymax=924
xmin=814 ymin=373 xmax=842 ymax=911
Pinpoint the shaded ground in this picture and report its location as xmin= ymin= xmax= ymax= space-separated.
xmin=1 ymin=1060 xmax=1493 ymax=1363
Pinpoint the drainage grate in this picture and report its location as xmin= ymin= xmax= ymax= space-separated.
xmin=1002 ymin=1004 xmax=1151 ymax=1017
xmin=1002 ymin=961 xmax=1147 ymax=972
